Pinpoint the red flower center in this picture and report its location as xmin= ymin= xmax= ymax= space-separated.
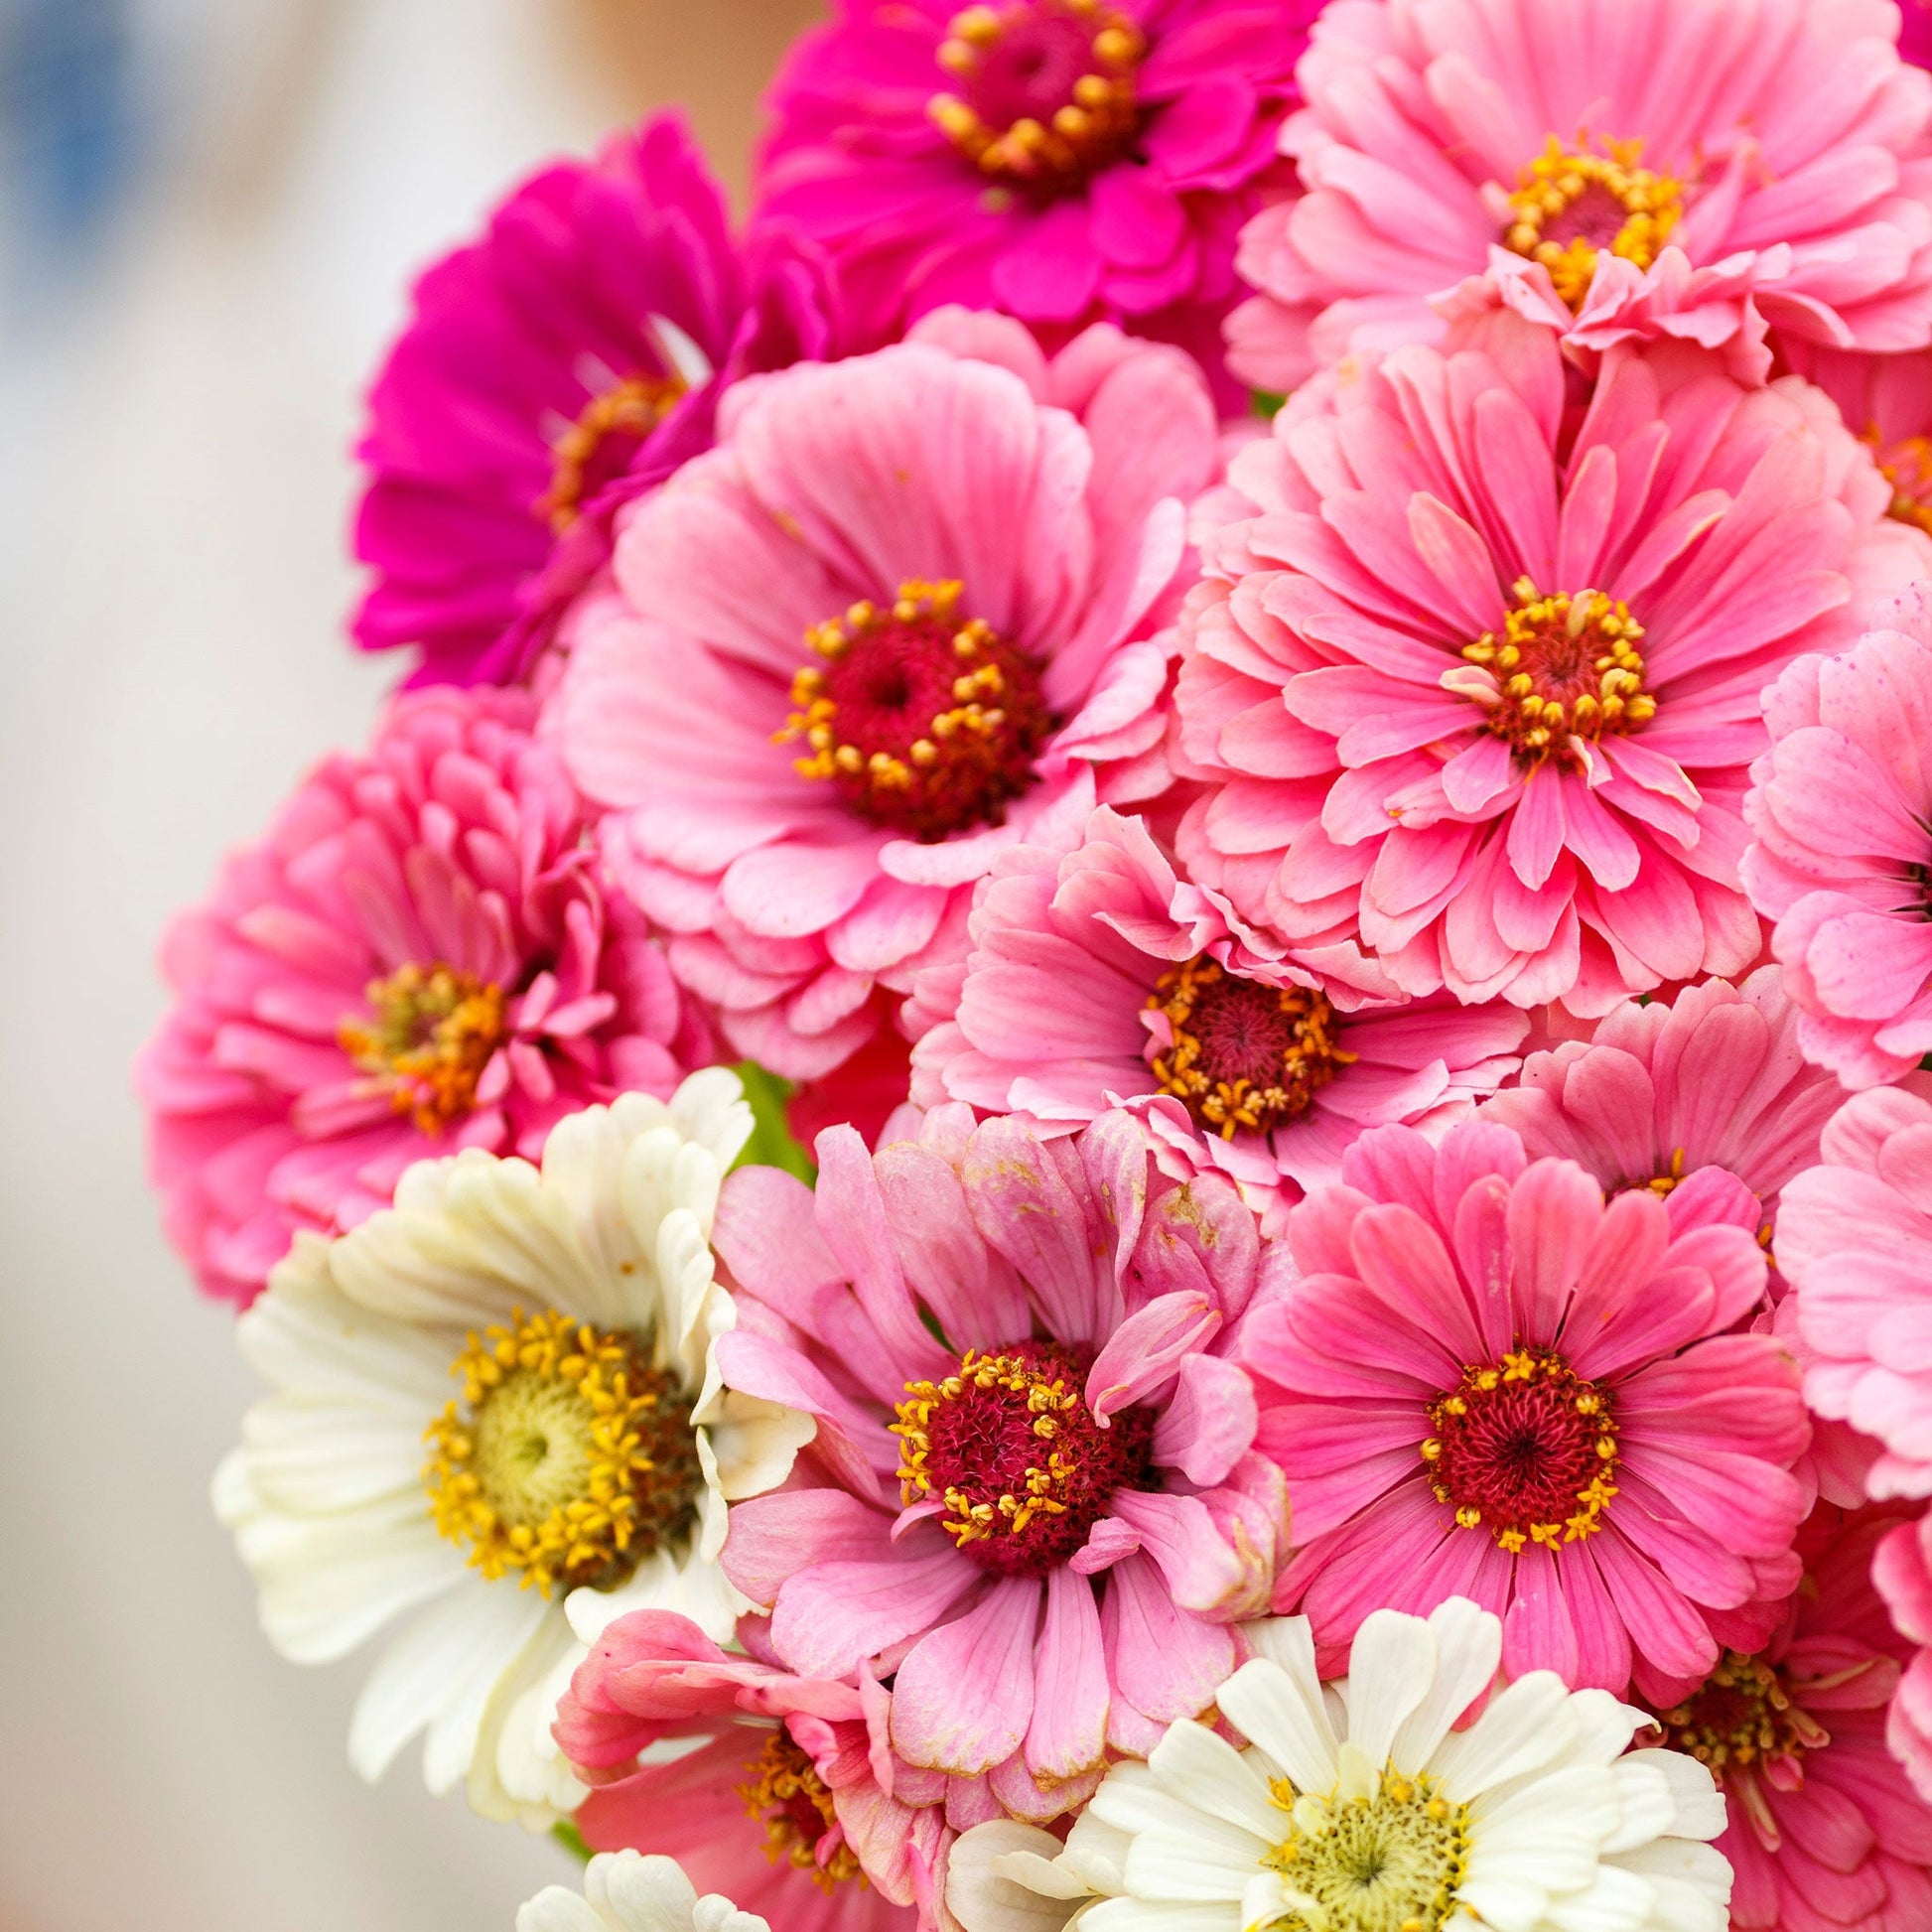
xmin=1449 ymin=576 xmax=1656 ymax=768
xmin=340 ymin=962 xmax=506 ymax=1133
xmin=536 ymin=371 xmax=687 ymax=534
xmin=1423 ymin=1347 xmax=1619 ymax=1553
xmin=780 ymin=578 xmax=1052 ymax=841
xmin=737 ymin=1729 xmax=864 ymax=1891
xmin=1653 ymin=1651 xmax=1834 ymax=1783
xmin=1146 ymin=956 xmax=1354 ymax=1140
xmin=928 ymin=0 xmax=1143 ymax=191
xmin=892 ymin=1340 xmax=1156 ymax=1576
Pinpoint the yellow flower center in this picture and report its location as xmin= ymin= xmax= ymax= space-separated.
xmin=738 ymin=1730 xmax=866 ymax=1892
xmin=340 ymin=962 xmax=506 ymax=1134
xmin=1870 ymin=430 xmax=1932 ymax=536
xmin=537 ymin=371 xmax=688 ymax=534
xmin=1654 ymin=1649 xmax=1835 ymax=1776
xmin=1263 ymin=1763 xmax=1472 ymax=1932
xmin=778 ymin=578 xmax=1051 ymax=841
xmin=1452 ymin=577 xmax=1655 ymax=768
xmin=423 ymin=1308 xmax=702 ymax=1595
xmin=1422 ymin=1346 xmax=1619 ymax=1555
xmin=928 ymin=0 xmax=1144 ymax=190
xmin=1146 ymin=956 xmax=1355 ymax=1141
xmin=1503 ymin=136 xmax=1683 ymax=310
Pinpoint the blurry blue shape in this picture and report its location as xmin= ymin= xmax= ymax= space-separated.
xmin=0 ymin=0 xmax=137 ymax=303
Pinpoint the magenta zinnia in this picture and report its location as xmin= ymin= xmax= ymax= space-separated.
xmin=752 ymin=0 xmax=1316 ymax=402
xmin=1171 ymin=314 xmax=1932 ymax=1015
xmin=351 ymin=114 xmax=833 ymax=686
xmin=706 ymin=1107 xmax=1287 ymax=1818
xmin=136 ymin=688 xmax=711 ymax=1306
xmin=1247 ymin=1117 xmax=1809 ymax=1707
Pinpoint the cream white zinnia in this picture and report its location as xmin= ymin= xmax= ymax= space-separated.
xmin=946 ymin=1599 xmax=1731 ymax=1932
xmin=518 ymin=1852 xmax=768 ymax=1932
xmin=214 ymin=1070 xmax=813 ymax=1824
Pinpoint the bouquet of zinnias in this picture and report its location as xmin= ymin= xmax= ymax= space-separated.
xmin=138 ymin=3 xmax=1932 ymax=1927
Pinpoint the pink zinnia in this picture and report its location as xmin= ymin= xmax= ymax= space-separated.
xmin=1479 ymin=966 xmax=1843 ymax=1252
xmin=706 ymin=1107 xmax=1289 ymax=1818
xmin=555 ymin=1610 xmax=927 ymax=1931
xmin=1655 ymin=1503 xmax=1932 ymax=1932
xmin=752 ymin=0 xmax=1317 ymax=403
xmin=1779 ymin=1085 xmax=1932 ymax=1501
xmin=907 ymin=804 xmax=1527 ymax=1207
xmin=352 ymin=115 xmax=833 ymax=686
xmin=1171 ymin=314 xmax=1932 ymax=1015
xmin=548 ymin=310 xmax=1217 ymax=1080
xmin=1742 ymin=593 xmax=1932 ymax=1087
xmin=1225 ymin=0 xmax=1932 ymax=394
xmin=1877 ymin=1509 xmax=1932 ymax=1806
xmin=137 ymin=688 xmax=710 ymax=1306
xmin=1780 ymin=340 xmax=1932 ymax=541
xmin=1248 ymin=1118 xmax=1811 ymax=1706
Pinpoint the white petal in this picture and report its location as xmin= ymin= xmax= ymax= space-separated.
xmin=591 ymin=1850 xmax=703 ymax=1932
xmin=238 ymin=1264 xmax=454 ymax=1402
xmin=668 ymin=1066 xmax=754 ymax=1175
xmin=948 ymin=1821 xmax=1089 ymax=1932
xmin=239 ymin=1396 xmax=426 ymax=1512
xmin=1146 ymin=1721 xmax=1285 ymax=1844
xmin=1062 ymin=1801 xmax=1135 ymax=1896
xmin=1616 ymin=1748 xmax=1725 ymax=1844
xmin=1432 ymin=1672 xmax=1579 ymax=1801
xmin=1215 ymin=1657 xmax=1339 ymax=1795
xmin=516 ymin=1885 xmax=612 ymax=1932
xmin=1083 ymin=1900 xmax=1237 ymax=1932
xmin=1538 ymin=1863 xmax=1654 ymax=1932
xmin=703 ymin=1392 xmax=816 ymax=1500
xmin=1122 ymin=1832 xmax=1258 ymax=1902
xmin=1392 ymin=1596 xmax=1502 ymax=1769
xmin=1339 ymin=1607 xmax=1439 ymax=1768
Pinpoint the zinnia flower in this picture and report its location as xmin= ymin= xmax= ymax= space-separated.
xmin=556 ymin=1608 xmax=941 ymax=1929
xmin=548 ymin=310 xmax=1216 ymax=1081
xmin=706 ymin=1106 xmax=1290 ymax=1818
xmin=945 ymin=1597 xmax=1732 ymax=1932
xmin=137 ymin=687 xmax=713 ymax=1307
xmin=907 ymin=804 xmax=1527 ymax=1207
xmin=213 ymin=1079 xmax=814 ymax=1821
xmin=1248 ymin=1118 xmax=1811 ymax=1707
xmin=519 ymin=1852 xmax=773 ymax=1932
xmin=1652 ymin=1503 xmax=1932 ymax=1932
xmin=1171 ymin=313 xmax=1932 ymax=1015
xmin=1778 ymin=1085 xmax=1932 ymax=1501
xmin=1741 ymin=592 xmax=1932 ymax=1087
xmin=1479 ymin=967 xmax=1843 ymax=1253
xmin=1876 ymin=1510 xmax=1932 ymax=1807
xmin=1778 ymin=341 xmax=1932 ymax=540
xmin=752 ymin=0 xmax=1316 ymax=401
xmin=1225 ymin=0 xmax=1932 ymax=394
xmin=352 ymin=114 xmax=834 ymax=686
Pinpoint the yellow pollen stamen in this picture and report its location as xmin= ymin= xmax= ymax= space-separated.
xmin=928 ymin=0 xmax=1143 ymax=188
xmin=340 ymin=962 xmax=506 ymax=1134
xmin=1655 ymin=1647 xmax=1870 ymax=1780
xmin=1868 ymin=428 xmax=1932 ymax=536
xmin=738 ymin=1731 xmax=867 ymax=1892
xmin=422 ymin=1307 xmax=701 ymax=1596
xmin=1145 ymin=955 xmax=1356 ymax=1141
xmin=1503 ymin=135 xmax=1683 ymax=311
xmin=1454 ymin=579 xmax=1654 ymax=769
xmin=537 ymin=371 xmax=688 ymax=533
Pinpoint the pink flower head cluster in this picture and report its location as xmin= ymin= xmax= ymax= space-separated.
xmin=1173 ymin=313 xmax=1932 ymax=1016
xmin=707 ymin=1107 xmax=1287 ymax=1819
xmin=753 ymin=0 xmax=1321 ymax=401
xmin=1228 ymin=0 xmax=1932 ymax=392
xmin=138 ymin=687 xmax=710 ymax=1304
xmin=549 ymin=311 xmax=1217 ymax=1080
xmin=352 ymin=115 xmax=834 ymax=687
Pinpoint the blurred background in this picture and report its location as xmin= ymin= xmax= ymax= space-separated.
xmin=0 ymin=1 xmax=814 ymax=1925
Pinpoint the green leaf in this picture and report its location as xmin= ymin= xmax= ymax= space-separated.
xmin=1252 ymin=389 xmax=1288 ymax=420
xmin=552 ymin=1819 xmax=592 ymax=1865
xmin=731 ymin=1060 xmax=816 ymax=1184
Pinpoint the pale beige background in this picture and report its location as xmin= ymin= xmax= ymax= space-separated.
xmin=0 ymin=1 xmax=812 ymax=1925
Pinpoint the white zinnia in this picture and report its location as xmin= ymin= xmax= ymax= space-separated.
xmin=947 ymin=1598 xmax=1731 ymax=1932
xmin=518 ymin=1852 xmax=767 ymax=1932
xmin=214 ymin=1070 xmax=814 ymax=1825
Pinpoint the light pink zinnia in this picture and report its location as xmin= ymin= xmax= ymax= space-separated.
xmin=1779 ymin=1085 xmax=1932 ymax=1501
xmin=555 ymin=1609 xmax=929 ymax=1931
xmin=1248 ymin=1118 xmax=1811 ymax=1707
xmin=707 ymin=1107 xmax=1289 ymax=1819
xmin=1876 ymin=1510 xmax=1932 ymax=1807
xmin=1171 ymin=313 xmax=1932 ymax=1015
xmin=1742 ymin=592 xmax=1932 ymax=1087
xmin=136 ymin=688 xmax=711 ymax=1306
xmin=1780 ymin=340 xmax=1932 ymax=541
xmin=907 ymin=804 xmax=1527 ymax=1207
xmin=548 ymin=309 xmax=1217 ymax=1081
xmin=1479 ymin=966 xmax=1843 ymax=1252
xmin=1225 ymin=0 xmax=1932 ymax=394
xmin=1656 ymin=1503 xmax=1932 ymax=1932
